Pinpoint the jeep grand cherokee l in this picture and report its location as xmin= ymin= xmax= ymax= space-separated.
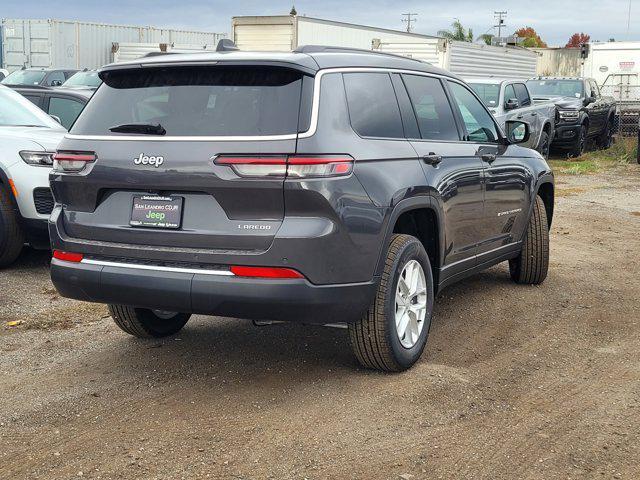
xmin=49 ymin=44 xmax=554 ymax=372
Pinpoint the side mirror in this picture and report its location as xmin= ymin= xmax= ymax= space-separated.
xmin=505 ymin=120 xmax=530 ymax=144
xmin=50 ymin=114 xmax=62 ymax=124
xmin=504 ymin=98 xmax=520 ymax=110
xmin=51 ymin=80 xmax=63 ymax=87
xmin=584 ymin=95 xmax=596 ymax=106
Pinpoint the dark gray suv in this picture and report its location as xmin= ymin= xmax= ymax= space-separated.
xmin=49 ymin=45 xmax=554 ymax=371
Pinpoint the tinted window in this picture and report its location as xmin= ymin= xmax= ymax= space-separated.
xmin=46 ymin=71 xmax=66 ymax=86
xmin=402 ymin=75 xmax=459 ymax=141
xmin=71 ymin=66 xmax=309 ymax=136
xmin=343 ymin=72 xmax=404 ymax=138
xmin=590 ymin=80 xmax=600 ymax=97
xmin=470 ymin=83 xmax=500 ymax=107
xmin=504 ymin=84 xmax=517 ymax=106
xmin=448 ymin=81 xmax=499 ymax=143
xmin=49 ymin=97 xmax=85 ymax=129
xmin=23 ymin=95 xmax=41 ymax=106
xmin=514 ymin=83 xmax=531 ymax=106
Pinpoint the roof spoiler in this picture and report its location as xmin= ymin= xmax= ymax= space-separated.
xmin=216 ymin=39 xmax=239 ymax=52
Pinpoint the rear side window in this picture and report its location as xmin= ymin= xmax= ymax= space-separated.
xmin=343 ymin=72 xmax=404 ymax=139
xmin=48 ymin=97 xmax=85 ymax=129
xmin=71 ymin=66 xmax=310 ymax=136
xmin=514 ymin=83 xmax=531 ymax=106
xmin=402 ymin=74 xmax=459 ymax=141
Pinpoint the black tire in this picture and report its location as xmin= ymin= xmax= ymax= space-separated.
xmin=108 ymin=305 xmax=191 ymax=338
xmin=349 ymin=234 xmax=434 ymax=372
xmin=568 ymin=124 xmax=587 ymax=158
xmin=537 ymin=130 xmax=550 ymax=160
xmin=0 ymin=184 xmax=25 ymax=268
xmin=509 ymin=195 xmax=549 ymax=285
xmin=597 ymin=117 xmax=614 ymax=150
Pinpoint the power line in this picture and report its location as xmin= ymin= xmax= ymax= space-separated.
xmin=494 ymin=11 xmax=507 ymax=39
xmin=402 ymin=13 xmax=418 ymax=33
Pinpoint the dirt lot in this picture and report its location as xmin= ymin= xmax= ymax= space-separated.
xmin=1 ymin=165 xmax=639 ymax=479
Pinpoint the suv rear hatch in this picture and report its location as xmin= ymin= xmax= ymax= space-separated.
xmin=52 ymin=64 xmax=313 ymax=253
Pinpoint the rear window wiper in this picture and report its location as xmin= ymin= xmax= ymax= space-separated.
xmin=109 ymin=123 xmax=166 ymax=135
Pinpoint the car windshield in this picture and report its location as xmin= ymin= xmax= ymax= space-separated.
xmin=71 ymin=66 xmax=310 ymax=136
xmin=526 ymin=79 xmax=584 ymax=98
xmin=469 ymin=83 xmax=501 ymax=107
xmin=1 ymin=70 xmax=47 ymax=85
xmin=0 ymin=87 xmax=63 ymax=128
xmin=63 ymin=71 xmax=102 ymax=88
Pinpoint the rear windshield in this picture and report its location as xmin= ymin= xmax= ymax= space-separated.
xmin=469 ymin=83 xmax=500 ymax=107
xmin=526 ymin=80 xmax=584 ymax=99
xmin=71 ymin=66 xmax=310 ymax=136
xmin=1 ymin=70 xmax=47 ymax=86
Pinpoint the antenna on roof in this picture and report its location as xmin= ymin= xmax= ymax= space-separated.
xmin=216 ymin=39 xmax=239 ymax=52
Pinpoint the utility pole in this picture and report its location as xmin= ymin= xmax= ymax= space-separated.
xmin=627 ymin=0 xmax=632 ymax=39
xmin=402 ymin=13 xmax=418 ymax=33
xmin=494 ymin=11 xmax=507 ymax=39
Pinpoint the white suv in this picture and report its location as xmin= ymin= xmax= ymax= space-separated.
xmin=0 ymin=85 xmax=66 ymax=267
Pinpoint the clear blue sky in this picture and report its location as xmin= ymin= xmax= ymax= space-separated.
xmin=1 ymin=0 xmax=637 ymax=46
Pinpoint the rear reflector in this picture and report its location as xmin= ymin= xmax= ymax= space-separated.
xmin=214 ymin=155 xmax=353 ymax=178
xmin=53 ymin=151 xmax=97 ymax=173
xmin=230 ymin=265 xmax=304 ymax=279
xmin=53 ymin=250 xmax=84 ymax=263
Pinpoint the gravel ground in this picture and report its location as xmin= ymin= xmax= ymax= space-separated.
xmin=1 ymin=165 xmax=639 ymax=479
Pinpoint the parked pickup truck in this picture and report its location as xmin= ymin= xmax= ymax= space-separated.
xmin=526 ymin=77 xmax=617 ymax=157
xmin=469 ymin=79 xmax=557 ymax=159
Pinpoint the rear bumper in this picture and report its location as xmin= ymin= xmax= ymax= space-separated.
xmin=50 ymin=258 xmax=377 ymax=324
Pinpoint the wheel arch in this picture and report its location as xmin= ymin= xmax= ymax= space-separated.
xmin=375 ymin=196 xmax=443 ymax=290
xmin=536 ymin=181 xmax=554 ymax=228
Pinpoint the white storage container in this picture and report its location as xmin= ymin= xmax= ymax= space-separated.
xmin=1 ymin=19 xmax=225 ymax=71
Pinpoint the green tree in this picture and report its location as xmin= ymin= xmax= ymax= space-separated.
xmin=438 ymin=19 xmax=474 ymax=42
xmin=479 ymin=33 xmax=494 ymax=45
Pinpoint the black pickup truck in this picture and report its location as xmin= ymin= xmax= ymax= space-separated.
xmin=527 ymin=77 xmax=617 ymax=157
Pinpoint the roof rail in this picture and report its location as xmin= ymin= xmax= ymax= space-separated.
xmin=216 ymin=39 xmax=239 ymax=52
xmin=294 ymin=44 xmax=425 ymax=63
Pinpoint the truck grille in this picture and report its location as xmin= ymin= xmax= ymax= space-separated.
xmin=33 ymin=188 xmax=55 ymax=215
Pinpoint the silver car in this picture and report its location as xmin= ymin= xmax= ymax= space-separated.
xmin=0 ymin=85 xmax=66 ymax=266
xmin=468 ymin=78 xmax=558 ymax=159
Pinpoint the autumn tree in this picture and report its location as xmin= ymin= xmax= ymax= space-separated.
xmin=565 ymin=33 xmax=590 ymax=48
xmin=514 ymin=27 xmax=548 ymax=48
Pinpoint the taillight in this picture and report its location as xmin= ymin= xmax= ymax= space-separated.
xmin=53 ymin=151 xmax=96 ymax=173
xmin=214 ymin=156 xmax=287 ymax=177
xmin=214 ymin=155 xmax=353 ymax=178
xmin=287 ymin=156 xmax=353 ymax=178
xmin=230 ymin=265 xmax=304 ymax=279
xmin=52 ymin=250 xmax=84 ymax=263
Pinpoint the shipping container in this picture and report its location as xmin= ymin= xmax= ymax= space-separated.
xmin=375 ymin=40 xmax=538 ymax=80
xmin=111 ymin=42 xmax=219 ymax=63
xmin=232 ymin=15 xmax=439 ymax=52
xmin=231 ymin=15 xmax=537 ymax=80
xmin=582 ymin=42 xmax=640 ymax=97
xmin=0 ymin=19 xmax=225 ymax=71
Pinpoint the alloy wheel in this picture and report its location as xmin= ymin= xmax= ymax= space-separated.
xmin=395 ymin=260 xmax=428 ymax=348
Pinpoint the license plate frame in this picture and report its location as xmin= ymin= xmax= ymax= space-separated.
xmin=130 ymin=195 xmax=183 ymax=229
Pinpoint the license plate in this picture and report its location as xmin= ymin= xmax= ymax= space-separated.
xmin=130 ymin=195 xmax=183 ymax=229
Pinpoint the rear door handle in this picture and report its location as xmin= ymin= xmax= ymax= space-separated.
xmin=481 ymin=154 xmax=496 ymax=164
xmin=422 ymin=153 xmax=442 ymax=166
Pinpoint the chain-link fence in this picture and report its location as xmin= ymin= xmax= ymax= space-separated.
xmin=600 ymin=84 xmax=640 ymax=137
